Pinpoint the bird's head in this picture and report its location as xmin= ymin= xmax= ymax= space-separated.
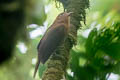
xmin=58 ymin=12 xmax=73 ymax=19
xmin=55 ymin=12 xmax=73 ymax=25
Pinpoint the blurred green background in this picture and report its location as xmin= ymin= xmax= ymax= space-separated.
xmin=0 ymin=0 xmax=120 ymax=80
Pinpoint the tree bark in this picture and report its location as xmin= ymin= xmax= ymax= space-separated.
xmin=42 ymin=0 xmax=89 ymax=80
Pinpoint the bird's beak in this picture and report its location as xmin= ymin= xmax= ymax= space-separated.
xmin=67 ymin=12 xmax=73 ymax=16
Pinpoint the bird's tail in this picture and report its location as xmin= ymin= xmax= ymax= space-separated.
xmin=33 ymin=59 xmax=40 ymax=78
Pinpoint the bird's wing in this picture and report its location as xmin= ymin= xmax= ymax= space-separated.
xmin=37 ymin=26 xmax=51 ymax=51
xmin=38 ymin=24 xmax=67 ymax=63
xmin=33 ymin=25 xmax=67 ymax=78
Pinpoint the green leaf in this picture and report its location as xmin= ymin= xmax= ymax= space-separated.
xmin=38 ymin=64 xmax=46 ymax=78
xmin=103 ymin=42 xmax=120 ymax=60
xmin=85 ymin=28 xmax=97 ymax=57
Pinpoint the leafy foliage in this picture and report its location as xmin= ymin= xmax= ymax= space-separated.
xmin=68 ymin=22 xmax=120 ymax=80
xmin=67 ymin=2 xmax=120 ymax=79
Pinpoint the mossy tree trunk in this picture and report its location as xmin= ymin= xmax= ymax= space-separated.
xmin=42 ymin=0 xmax=89 ymax=80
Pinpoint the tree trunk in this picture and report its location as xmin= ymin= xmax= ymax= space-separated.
xmin=42 ymin=0 xmax=89 ymax=80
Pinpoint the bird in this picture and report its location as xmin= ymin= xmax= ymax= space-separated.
xmin=33 ymin=12 xmax=73 ymax=78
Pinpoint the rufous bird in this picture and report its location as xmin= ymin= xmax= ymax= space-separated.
xmin=33 ymin=12 xmax=73 ymax=78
